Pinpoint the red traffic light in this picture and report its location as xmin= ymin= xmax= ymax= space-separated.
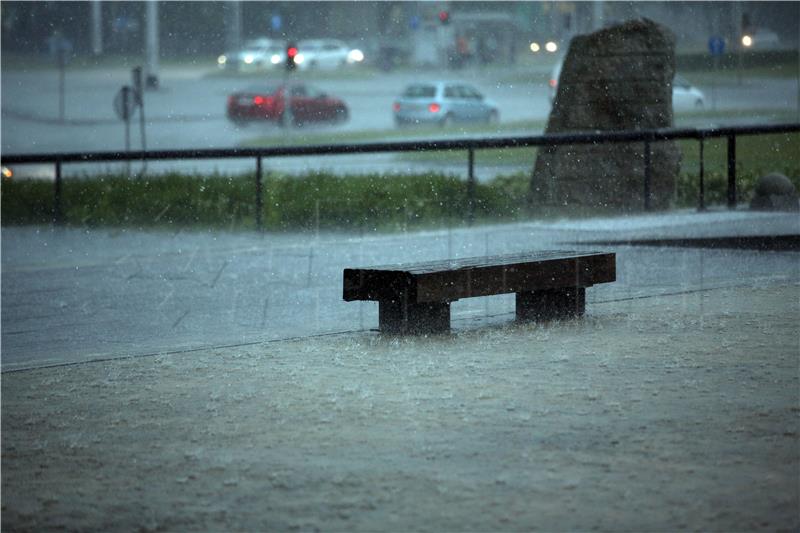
xmin=287 ymin=46 xmax=298 ymax=58
xmin=438 ymin=11 xmax=450 ymax=24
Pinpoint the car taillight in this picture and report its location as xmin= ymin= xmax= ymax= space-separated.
xmin=549 ymin=79 xmax=557 ymax=88
xmin=428 ymin=103 xmax=441 ymax=113
xmin=254 ymin=96 xmax=264 ymax=105
xmin=393 ymin=102 xmax=400 ymax=112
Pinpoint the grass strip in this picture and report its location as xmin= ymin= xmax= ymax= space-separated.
xmin=1 ymin=171 xmax=524 ymax=232
xmin=2 ymin=133 xmax=796 ymax=231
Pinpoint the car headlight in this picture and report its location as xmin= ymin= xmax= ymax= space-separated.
xmin=295 ymin=53 xmax=305 ymax=64
xmin=347 ymin=49 xmax=364 ymax=63
xmin=530 ymin=42 xmax=540 ymax=53
xmin=217 ymin=55 xmax=227 ymax=65
xmin=244 ymin=54 xmax=254 ymax=64
xmin=271 ymin=54 xmax=281 ymax=65
xmin=545 ymin=41 xmax=558 ymax=53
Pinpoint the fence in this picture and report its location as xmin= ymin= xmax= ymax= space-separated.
xmin=2 ymin=122 xmax=799 ymax=230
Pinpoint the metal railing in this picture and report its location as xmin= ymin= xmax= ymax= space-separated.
xmin=3 ymin=122 xmax=798 ymax=230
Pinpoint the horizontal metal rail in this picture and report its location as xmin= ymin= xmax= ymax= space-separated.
xmin=2 ymin=122 xmax=799 ymax=230
xmin=2 ymin=123 xmax=799 ymax=165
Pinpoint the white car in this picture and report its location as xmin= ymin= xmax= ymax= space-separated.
xmin=548 ymin=60 xmax=705 ymax=110
xmin=218 ymin=38 xmax=286 ymax=72
xmin=671 ymin=74 xmax=706 ymax=110
xmin=294 ymin=39 xmax=364 ymax=70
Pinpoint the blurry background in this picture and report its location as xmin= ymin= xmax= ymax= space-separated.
xmin=2 ymin=1 xmax=798 ymax=64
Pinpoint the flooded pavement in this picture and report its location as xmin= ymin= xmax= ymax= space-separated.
xmin=2 ymin=209 xmax=798 ymax=371
xmin=2 ymin=281 xmax=798 ymax=531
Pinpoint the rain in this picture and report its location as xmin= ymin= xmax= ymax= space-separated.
xmin=1 ymin=1 xmax=799 ymax=531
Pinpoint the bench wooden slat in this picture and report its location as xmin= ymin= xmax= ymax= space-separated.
xmin=344 ymin=251 xmax=615 ymax=303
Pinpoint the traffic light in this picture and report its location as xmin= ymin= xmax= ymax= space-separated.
xmin=438 ymin=10 xmax=450 ymax=25
xmin=286 ymin=43 xmax=298 ymax=71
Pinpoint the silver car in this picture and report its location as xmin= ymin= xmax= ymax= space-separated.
xmin=393 ymin=82 xmax=499 ymax=127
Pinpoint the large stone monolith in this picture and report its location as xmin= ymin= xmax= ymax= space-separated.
xmin=531 ymin=18 xmax=681 ymax=211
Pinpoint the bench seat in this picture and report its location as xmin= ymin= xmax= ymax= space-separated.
xmin=343 ymin=250 xmax=616 ymax=334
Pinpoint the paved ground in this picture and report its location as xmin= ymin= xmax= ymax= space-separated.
xmin=2 ymin=208 xmax=799 ymax=530
xmin=2 ymin=281 xmax=798 ymax=531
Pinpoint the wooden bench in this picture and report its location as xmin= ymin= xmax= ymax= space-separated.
xmin=343 ymin=250 xmax=616 ymax=334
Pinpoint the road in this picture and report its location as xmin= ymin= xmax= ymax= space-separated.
xmin=2 ymin=210 xmax=798 ymax=371
xmin=2 ymin=62 xmax=798 ymax=179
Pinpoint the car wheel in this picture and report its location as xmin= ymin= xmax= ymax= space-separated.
xmin=441 ymin=113 xmax=454 ymax=128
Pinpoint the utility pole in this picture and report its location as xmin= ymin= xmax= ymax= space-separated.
xmin=224 ymin=1 xmax=242 ymax=53
xmin=592 ymin=0 xmax=604 ymax=31
xmin=91 ymin=0 xmax=103 ymax=56
xmin=145 ymin=0 xmax=159 ymax=89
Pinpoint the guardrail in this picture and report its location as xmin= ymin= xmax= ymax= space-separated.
xmin=3 ymin=122 xmax=799 ymax=230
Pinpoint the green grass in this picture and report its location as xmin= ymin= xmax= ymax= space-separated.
xmin=240 ymin=118 xmax=549 ymax=149
xmin=0 ymin=171 xmax=525 ymax=232
xmin=676 ymin=132 xmax=800 ymax=206
xmin=390 ymin=115 xmax=800 ymax=166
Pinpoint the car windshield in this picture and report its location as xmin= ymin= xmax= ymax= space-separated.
xmin=245 ymin=84 xmax=281 ymax=94
xmin=403 ymin=85 xmax=437 ymax=98
xmin=673 ymin=74 xmax=691 ymax=89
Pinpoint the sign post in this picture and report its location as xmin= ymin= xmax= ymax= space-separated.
xmin=48 ymin=34 xmax=72 ymax=122
xmin=113 ymin=86 xmax=136 ymax=175
xmin=131 ymin=67 xmax=148 ymax=174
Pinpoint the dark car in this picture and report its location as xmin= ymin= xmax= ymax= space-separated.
xmin=226 ymin=83 xmax=349 ymax=126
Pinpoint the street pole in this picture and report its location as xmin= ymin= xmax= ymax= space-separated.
xmin=58 ymin=48 xmax=66 ymax=123
xmin=145 ymin=0 xmax=159 ymax=89
xmin=132 ymin=67 xmax=147 ymax=174
xmin=224 ymin=1 xmax=242 ymax=53
xmin=91 ymin=0 xmax=103 ymax=56
xmin=593 ymin=0 xmax=604 ymax=31
xmin=732 ymin=1 xmax=743 ymax=86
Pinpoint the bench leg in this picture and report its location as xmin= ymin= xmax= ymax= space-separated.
xmin=378 ymin=299 xmax=450 ymax=334
xmin=516 ymin=287 xmax=586 ymax=322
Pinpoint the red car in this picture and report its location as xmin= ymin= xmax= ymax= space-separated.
xmin=226 ymin=82 xmax=348 ymax=126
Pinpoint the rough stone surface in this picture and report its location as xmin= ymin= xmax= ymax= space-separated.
xmin=532 ymin=18 xmax=682 ymax=211
xmin=750 ymin=172 xmax=800 ymax=211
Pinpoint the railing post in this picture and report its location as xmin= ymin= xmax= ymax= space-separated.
xmin=727 ymin=134 xmax=737 ymax=209
xmin=643 ymin=139 xmax=652 ymax=211
xmin=698 ymin=136 xmax=706 ymax=211
xmin=467 ymin=148 xmax=475 ymax=226
xmin=53 ymin=159 xmax=64 ymax=225
xmin=255 ymin=155 xmax=263 ymax=232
